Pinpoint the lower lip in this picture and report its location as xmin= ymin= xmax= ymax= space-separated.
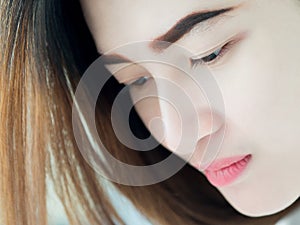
xmin=204 ymin=154 xmax=252 ymax=187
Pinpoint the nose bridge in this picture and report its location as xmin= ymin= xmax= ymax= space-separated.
xmin=144 ymin=62 xmax=225 ymax=150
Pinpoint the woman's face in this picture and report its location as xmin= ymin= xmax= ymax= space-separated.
xmin=80 ymin=0 xmax=300 ymax=217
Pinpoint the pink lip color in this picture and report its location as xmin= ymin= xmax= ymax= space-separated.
xmin=204 ymin=154 xmax=252 ymax=187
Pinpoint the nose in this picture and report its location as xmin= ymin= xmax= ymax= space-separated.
xmin=197 ymin=109 xmax=225 ymax=140
xmin=194 ymin=109 xmax=226 ymax=167
xmin=154 ymin=89 xmax=225 ymax=158
xmin=132 ymin=61 xmax=226 ymax=158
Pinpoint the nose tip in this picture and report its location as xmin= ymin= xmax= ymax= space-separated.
xmin=197 ymin=110 xmax=225 ymax=140
xmin=192 ymin=110 xmax=226 ymax=170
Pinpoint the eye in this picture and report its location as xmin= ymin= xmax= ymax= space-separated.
xmin=201 ymin=48 xmax=222 ymax=63
xmin=190 ymin=41 xmax=233 ymax=67
xmin=129 ymin=76 xmax=150 ymax=86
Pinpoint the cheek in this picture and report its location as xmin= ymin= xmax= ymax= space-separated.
xmin=215 ymin=44 xmax=300 ymax=217
xmin=216 ymin=29 xmax=298 ymax=145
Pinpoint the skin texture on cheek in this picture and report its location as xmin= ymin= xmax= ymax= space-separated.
xmin=215 ymin=0 xmax=300 ymax=216
xmin=80 ymin=0 xmax=300 ymax=217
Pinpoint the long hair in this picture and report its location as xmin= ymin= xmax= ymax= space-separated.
xmin=1 ymin=0 xmax=299 ymax=224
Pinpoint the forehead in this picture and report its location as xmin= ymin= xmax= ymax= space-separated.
xmin=80 ymin=0 xmax=246 ymax=54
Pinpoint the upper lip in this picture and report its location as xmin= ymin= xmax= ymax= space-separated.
xmin=203 ymin=154 xmax=251 ymax=172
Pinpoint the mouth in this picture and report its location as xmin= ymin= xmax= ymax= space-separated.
xmin=203 ymin=154 xmax=252 ymax=187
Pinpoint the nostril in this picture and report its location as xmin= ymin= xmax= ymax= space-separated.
xmin=195 ymin=123 xmax=227 ymax=171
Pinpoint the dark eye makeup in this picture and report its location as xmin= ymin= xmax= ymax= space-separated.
xmin=128 ymin=35 xmax=243 ymax=87
xmin=130 ymin=76 xmax=150 ymax=86
xmin=128 ymin=41 xmax=231 ymax=87
xmin=190 ymin=40 xmax=235 ymax=68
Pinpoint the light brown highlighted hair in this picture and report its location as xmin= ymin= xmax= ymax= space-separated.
xmin=0 ymin=0 xmax=299 ymax=224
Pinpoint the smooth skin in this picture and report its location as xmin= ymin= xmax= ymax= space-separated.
xmin=80 ymin=0 xmax=300 ymax=217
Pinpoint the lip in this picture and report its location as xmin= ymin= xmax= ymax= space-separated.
xmin=203 ymin=154 xmax=252 ymax=187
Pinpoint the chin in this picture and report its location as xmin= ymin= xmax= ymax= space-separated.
xmin=236 ymin=207 xmax=284 ymax=218
xmin=230 ymin=197 xmax=300 ymax=218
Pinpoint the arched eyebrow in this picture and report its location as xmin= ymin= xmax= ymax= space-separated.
xmin=150 ymin=7 xmax=234 ymax=51
xmin=103 ymin=4 xmax=241 ymax=65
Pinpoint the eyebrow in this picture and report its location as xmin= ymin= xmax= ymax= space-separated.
xmin=103 ymin=6 xmax=236 ymax=65
xmin=150 ymin=7 xmax=234 ymax=51
xmin=102 ymin=54 xmax=132 ymax=65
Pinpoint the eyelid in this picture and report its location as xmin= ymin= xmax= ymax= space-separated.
xmin=190 ymin=40 xmax=233 ymax=67
xmin=110 ymin=62 xmax=150 ymax=85
xmin=126 ymin=75 xmax=151 ymax=86
xmin=190 ymin=31 xmax=247 ymax=60
xmin=190 ymin=32 xmax=247 ymax=67
xmin=190 ymin=35 xmax=234 ymax=61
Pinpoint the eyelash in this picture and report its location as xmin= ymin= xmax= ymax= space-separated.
xmin=129 ymin=76 xmax=150 ymax=86
xmin=128 ymin=40 xmax=235 ymax=86
xmin=190 ymin=40 xmax=234 ymax=67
